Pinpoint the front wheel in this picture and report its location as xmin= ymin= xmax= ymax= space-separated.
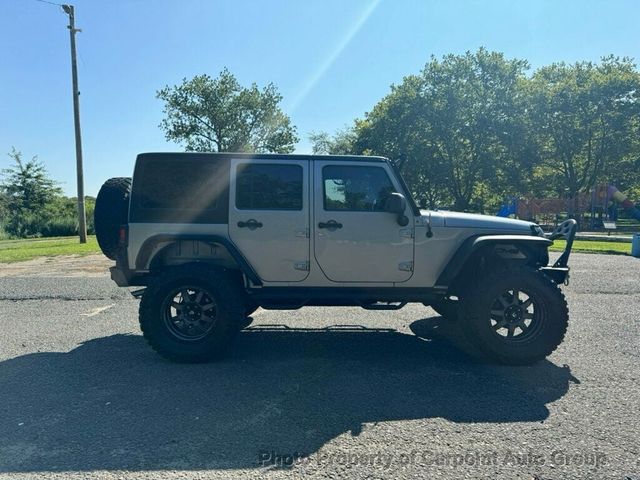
xmin=458 ymin=266 xmax=569 ymax=365
xmin=139 ymin=265 xmax=245 ymax=363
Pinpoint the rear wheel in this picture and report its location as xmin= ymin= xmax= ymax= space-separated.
xmin=458 ymin=265 xmax=568 ymax=365
xmin=139 ymin=265 xmax=245 ymax=363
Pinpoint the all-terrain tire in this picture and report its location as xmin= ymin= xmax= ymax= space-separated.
xmin=94 ymin=177 xmax=132 ymax=260
xmin=139 ymin=264 xmax=245 ymax=363
xmin=429 ymin=298 xmax=459 ymax=321
xmin=458 ymin=265 xmax=569 ymax=365
xmin=245 ymin=303 xmax=259 ymax=318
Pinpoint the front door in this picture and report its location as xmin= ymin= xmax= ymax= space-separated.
xmin=313 ymin=161 xmax=414 ymax=283
xmin=229 ymin=159 xmax=310 ymax=282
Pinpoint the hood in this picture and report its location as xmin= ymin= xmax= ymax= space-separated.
xmin=422 ymin=210 xmax=535 ymax=233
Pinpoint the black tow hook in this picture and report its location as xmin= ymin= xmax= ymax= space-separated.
xmin=130 ymin=288 xmax=146 ymax=299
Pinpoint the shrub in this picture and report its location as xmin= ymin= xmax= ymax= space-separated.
xmin=40 ymin=216 xmax=78 ymax=237
xmin=0 ymin=224 xmax=10 ymax=240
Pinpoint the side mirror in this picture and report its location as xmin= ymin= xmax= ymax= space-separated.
xmin=383 ymin=193 xmax=409 ymax=226
xmin=383 ymin=192 xmax=406 ymax=214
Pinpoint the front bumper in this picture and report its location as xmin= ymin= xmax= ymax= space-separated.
xmin=540 ymin=266 xmax=570 ymax=285
xmin=543 ymin=219 xmax=578 ymax=284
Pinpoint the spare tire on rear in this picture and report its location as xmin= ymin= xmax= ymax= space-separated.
xmin=94 ymin=177 xmax=132 ymax=260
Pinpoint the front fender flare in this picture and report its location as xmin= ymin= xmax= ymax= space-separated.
xmin=435 ymin=235 xmax=552 ymax=288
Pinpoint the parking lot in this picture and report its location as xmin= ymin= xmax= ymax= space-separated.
xmin=0 ymin=253 xmax=638 ymax=479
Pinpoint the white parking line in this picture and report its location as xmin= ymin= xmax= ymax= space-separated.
xmin=81 ymin=305 xmax=115 ymax=317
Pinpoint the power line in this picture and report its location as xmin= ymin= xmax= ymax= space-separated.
xmin=34 ymin=0 xmax=65 ymax=6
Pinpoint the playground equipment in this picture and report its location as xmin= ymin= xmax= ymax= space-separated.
xmin=496 ymin=198 xmax=517 ymax=218
xmin=497 ymin=195 xmax=590 ymax=224
xmin=632 ymin=234 xmax=640 ymax=258
xmin=497 ymin=184 xmax=640 ymax=229
xmin=592 ymin=184 xmax=640 ymax=223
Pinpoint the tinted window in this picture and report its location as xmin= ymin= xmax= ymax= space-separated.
xmin=323 ymin=165 xmax=395 ymax=211
xmin=236 ymin=163 xmax=303 ymax=210
xmin=131 ymin=157 xmax=229 ymax=224
xmin=139 ymin=161 xmax=223 ymax=210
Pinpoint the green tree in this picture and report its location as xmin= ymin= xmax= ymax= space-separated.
xmin=418 ymin=49 xmax=531 ymax=210
xmin=309 ymin=127 xmax=357 ymax=155
xmin=353 ymin=49 xmax=531 ymax=210
xmin=0 ymin=189 xmax=7 ymax=218
xmin=1 ymin=148 xmax=63 ymax=237
xmin=157 ymin=68 xmax=298 ymax=153
xmin=353 ymin=75 xmax=451 ymax=208
xmin=2 ymin=148 xmax=61 ymax=213
xmin=527 ymin=56 xmax=640 ymax=208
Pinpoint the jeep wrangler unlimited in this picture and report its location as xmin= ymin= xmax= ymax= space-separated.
xmin=95 ymin=153 xmax=576 ymax=365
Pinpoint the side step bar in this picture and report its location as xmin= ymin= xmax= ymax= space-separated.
xmin=360 ymin=301 xmax=407 ymax=311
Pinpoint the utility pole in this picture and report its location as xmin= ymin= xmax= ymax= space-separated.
xmin=62 ymin=4 xmax=87 ymax=243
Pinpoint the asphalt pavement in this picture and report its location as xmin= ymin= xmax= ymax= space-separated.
xmin=0 ymin=253 xmax=638 ymax=479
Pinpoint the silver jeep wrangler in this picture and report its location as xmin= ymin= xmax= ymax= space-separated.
xmin=95 ymin=152 xmax=576 ymax=365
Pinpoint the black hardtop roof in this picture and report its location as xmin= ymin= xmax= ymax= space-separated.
xmin=136 ymin=152 xmax=389 ymax=163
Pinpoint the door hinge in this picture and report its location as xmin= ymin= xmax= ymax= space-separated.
xmin=295 ymin=228 xmax=310 ymax=238
xmin=398 ymin=261 xmax=413 ymax=272
xmin=399 ymin=228 xmax=414 ymax=239
xmin=294 ymin=261 xmax=310 ymax=271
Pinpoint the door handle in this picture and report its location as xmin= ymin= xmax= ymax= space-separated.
xmin=318 ymin=220 xmax=343 ymax=231
xmin=237 ymin=219 xmax=263 ymax=230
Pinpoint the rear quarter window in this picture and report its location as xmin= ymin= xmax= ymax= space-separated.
xmin=130 ymin=156 xmax=229 ymax=223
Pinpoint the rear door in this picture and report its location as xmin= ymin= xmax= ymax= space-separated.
xmin=229 ymin=159 xmax=310 ymax=282
xmin=313 ymin=161 xmax=414 ymax=283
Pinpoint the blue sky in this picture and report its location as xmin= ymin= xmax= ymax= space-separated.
xmin=1 ymin=0 xmax=639 ymax=196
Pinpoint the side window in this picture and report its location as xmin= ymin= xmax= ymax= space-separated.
xmin=139 ymin=160 xmax=222 ymax=210
xmin=236 ymin=163 xmax=303 ymax=210
xmin=323 ymin=165 xmax=396 ymax=211
xmin=131 ymin=157 xmax=230 ymax=224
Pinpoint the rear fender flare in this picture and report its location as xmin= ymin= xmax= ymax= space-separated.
xmin=136 ymin=234 xmax=262 ymax=286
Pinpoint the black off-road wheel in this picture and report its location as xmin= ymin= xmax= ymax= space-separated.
xmin=94 ymin=177 xmax=131 ymax=260
xmin=458 ymin=265 xmax=569 ymax=365
xmin=139 ymin=265 xmax=245 ymax=363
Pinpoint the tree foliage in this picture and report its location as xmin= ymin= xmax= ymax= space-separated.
xmin=309 ymin=128 xmax=357 ymax=155
xmin=0 ymin=149 xmax=94 ymax=238
xmin=348 ymin=49 xmax=532 ymax=210
xmin=157 ymin=68 xmax=298 ymax=153
xmin=352 ymin=74 xmax=451 ymax=208
xmin=314 ymin=50 xmax=640 ymax=214
xmin=527 ymin=56 xmax=640 ymax=203
xmin=2 ymin=148 xmax=61 ymax=212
